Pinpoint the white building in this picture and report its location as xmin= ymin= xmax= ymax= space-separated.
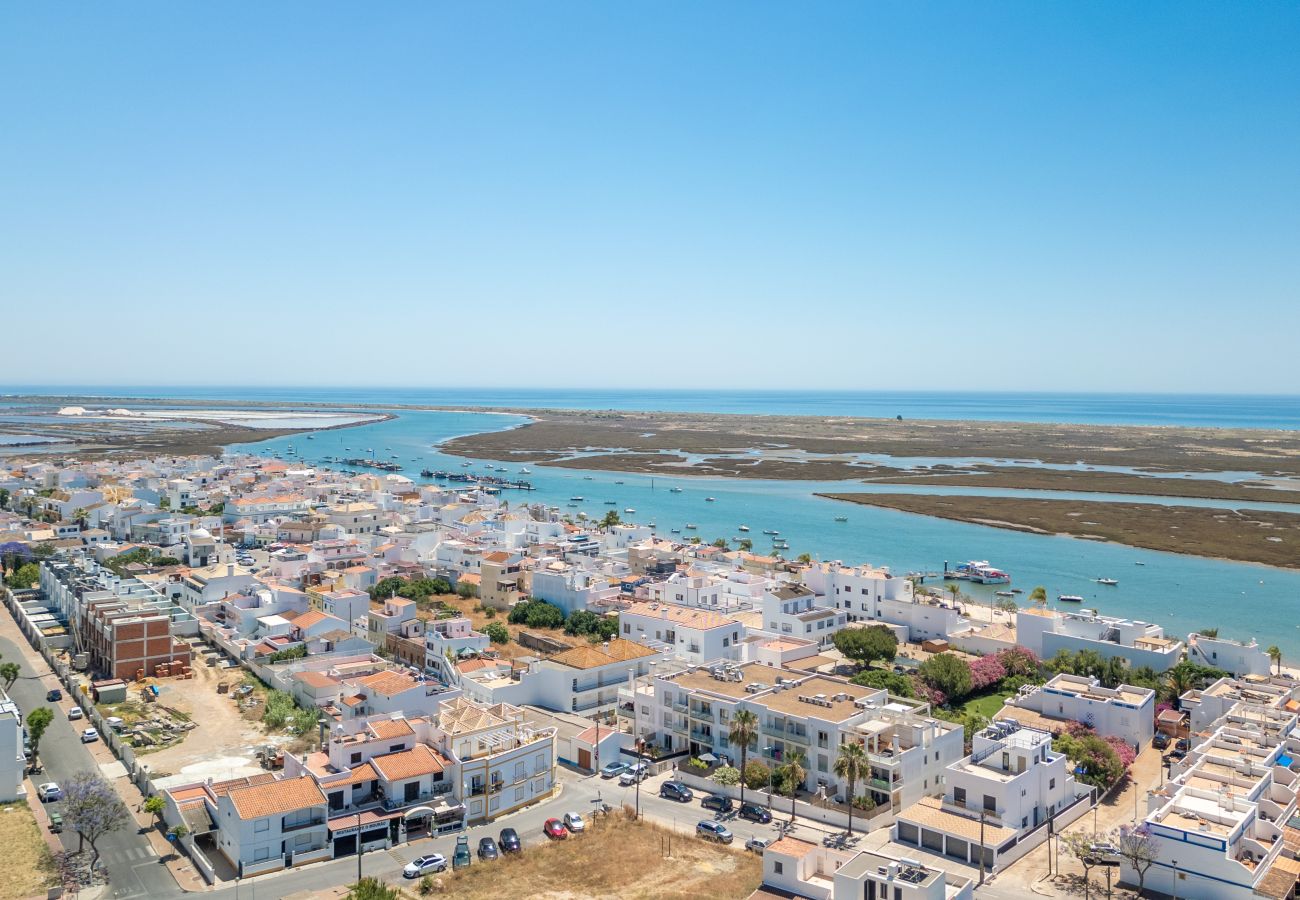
xmin=1016 ymin=607 xmax=1184 ymax=671
xmin=763 ymin=583 xmax=846 ymax=649
xmin=618 ymin=601 xmax=745 ymax=665
xmin=894 ymin=722 xmax=1090 ymax=873
xmin=998 ymin=673 xmax=1155 ymax=747
xmin=803 ymin=561 xmax=967 ymax=643
xmin=1187 ymin=632 xmax=1274 ymax=677
xmin=0 ymin=690 xmax=24 ymax=802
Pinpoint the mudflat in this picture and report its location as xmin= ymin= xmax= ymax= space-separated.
xmin=439 ymin=408 xmax=1300 ymax=478
xmin=815 ymin=492 xmax=1300 ymax=569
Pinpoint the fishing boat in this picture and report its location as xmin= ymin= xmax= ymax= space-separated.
xmin=762 ymin=529 xmax=779 ymax=536
xmin=420 ymin=469 xmax=435 ymax=478
xmin=995 ymin=590 xmax=1014 ymax=598
xmin=1010 ymin=588 xmax=1023 ymax=594
xmin=669 ymin=487 xmax=683 ymax=493
xmin=624 ymin=508 xmax=636 ymax=514
xmin=615 ymin=481 xmax=624 ymax=485
xmin=685 ymin=523 xmax=698 ymax=530
xmin=566 ymin=503 xmax=578 ymax=508
xmin=1057 ymin=594 xmax=1085 ymax=603
xmin=604 ymin=500 xmax=617 ymax=505
xmin=570 ymin=496 xmax=584 ymax=502
xmin=738 ymin=525 xmax=750 ymax=532
xmin=705 ymin=497 xmax=716 ymax=502
xmin=834 ymin=516 xmax=848 ymax=522
xmin=305 ymin=435 xmax=313 ymax=440
xmin=671 ymin=528 xmax=681 ymax=534
xmin=1096 ymin=578 xmax=1119 ymax=586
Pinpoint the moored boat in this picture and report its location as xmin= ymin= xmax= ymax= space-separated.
xmin=1058 ymin=594 xmax=1085 ymax=603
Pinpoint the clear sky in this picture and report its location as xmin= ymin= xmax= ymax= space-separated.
xmin=2 ymin=2 xmax=1297 ymax=393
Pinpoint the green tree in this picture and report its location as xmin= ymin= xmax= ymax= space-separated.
xmin=849 ymin=668 xmax=915 ymax=697
xmin=711 ymin=538 xmax=729 ymax=549
xmin=484 ymin=622 xmax=510 ymax=644
xmin=369 ymin=576 xmax=408 ymax=600
xmin=945 ymin=582 xmax=962 ymax=604
xmin=1268 ymin=645 xmax=1283 ymax=675
xmin=0 ymin=488 xmax=9 ymax=509
xmin=1028 ymin=585 xmax=1048 ymax=607
xmin=996 ymin=597 xmax=1018 ymax=620
xmin=600 ymin=510 xmax=621 ymax=530
xmin=796 ymin=553 xmax=812 ymax=564
xmin=26 ymin=707 xmax=53 ymax=766
xmin=742 ymin=759 xmax=771 ymax=792
xmin=143 ymin=794 xmax=166 ymax=827
xmin=780 ymin=750 xmax=807 ymax=823
xmin=833 ymin=742 xmax=871 ymax=837
xmin=0 ymin=662 xmax=19 ymax=689
xmin=737 ymin=538 xmax=753 ymax=552
xmin=918 ymin=653 xmax=973 ymax=700
xmin=4 ymin=562 xmax=39 ymax=590
xmin=832 ymin=626 xmax=899 ymax=669
xmin=729 ymin=709 xmax=759 ymax=808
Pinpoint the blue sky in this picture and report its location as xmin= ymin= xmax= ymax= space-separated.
xmin=2 ymin=2 xmax=1297 ymax=392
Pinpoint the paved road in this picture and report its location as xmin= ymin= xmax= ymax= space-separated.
xmin=1 ymin=634 xmax=180 ymax=900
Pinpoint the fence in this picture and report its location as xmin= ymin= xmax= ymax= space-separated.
xmin=993 ymin=789 xmax=1093 ymax=871
xmin=674 ymin=769 xmax=894 ymax=834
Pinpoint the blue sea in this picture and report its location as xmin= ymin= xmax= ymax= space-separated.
xmin=4 ymin=386 xmax=1300 ymax=429
xmin=6 ymin=387 xmax=1300 ymax=654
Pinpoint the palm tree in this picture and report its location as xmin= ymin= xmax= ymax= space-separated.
xmin=0 ymin=662 xmax=18 ymax=689
xmin=1029 ymin=585 xmax=1048 ymax=608
xmin=1268 ymin=645 xmax=1283 ymax=676
xmin=783 ymin=749 xmax=807 ymax=824
xmin=729 ymin=710 xmax=759 ymax=808
xmin=1164 ymin=666 xmax=1196 ymax=708
xmin=946 ymin=583 xmax=962 ymax=603
xmin=833 ymin=742 xmax=870 ymax=837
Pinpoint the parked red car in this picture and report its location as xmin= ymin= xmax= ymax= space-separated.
xmin=543 ymin=818 xmax=568 ymax=840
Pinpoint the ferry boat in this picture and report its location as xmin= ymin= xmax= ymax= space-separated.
xmin=948 ymin=560 xmax=1011 ymax=585
xmin=1058 ymin=594 xmax=1085 ymax=603
xmin=1096 ymin=578 xmax=1119 ymax=586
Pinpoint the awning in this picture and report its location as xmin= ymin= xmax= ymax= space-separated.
xmin=699 ymin=753 xmax=718 ymax=763
xmin=403 ymin=806 xmax=435 ymax=820
xmin=432 ymin=800 xmax=465 ymax=816
xmin=1278 ymin=753 xmax=1294 ymax=768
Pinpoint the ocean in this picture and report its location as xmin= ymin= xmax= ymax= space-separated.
xmin=4 ymin=386 xmax=1300 ymax=429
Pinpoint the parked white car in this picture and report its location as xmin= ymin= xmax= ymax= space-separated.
xmin=81 ymin=727 xmax=99 ymax=743
xmin=563 ymin=812 xmax=586 ymax=833
xmin=67 ymin=706 xmax=83 ymax=720
xmin=37 ymin=783 xmax=62 ymax=802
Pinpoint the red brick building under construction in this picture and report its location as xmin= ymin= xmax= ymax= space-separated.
xmin=82 ymin=598 xmax=193 ymax=680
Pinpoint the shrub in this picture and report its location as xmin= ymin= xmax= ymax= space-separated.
xmin=995 ymin=646 xmax=1041 ymax=678
xmin=849 ymin=668 xmax=915 ymax=698
xmin=686 ymin=757 xmax=710 ymax=772
xmin=484 ymin=622 xmax=510 ymax=644
xmin=968 ymin=655 xmax=1007 ymax=692
xmin=713 ymin=765 xmax=741 ymax=786
xmin=743 ymin=760 xmax=771 ymax=791
xmin=507 ymin=598 xmax=566 ymax=629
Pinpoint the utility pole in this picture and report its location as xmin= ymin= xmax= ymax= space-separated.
xmin=634 ymin=737 xmax=645 ymax=820
xmin=356 ymin=810 xmax=362 ymax=883
xmin=978 ymin=811 xmax=986 ymax=885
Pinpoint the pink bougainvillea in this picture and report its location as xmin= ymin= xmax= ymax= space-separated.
xmin=969 ymin=655 xmax=1007 ymax=691
xmin=1104 ymin=735 xmax=1137 ymax=770
xmin=911 ymin=678 xmax=947 ymax=707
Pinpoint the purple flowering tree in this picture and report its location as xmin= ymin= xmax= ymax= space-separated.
xmin=61 ymin=770 xmax=129 ymax=869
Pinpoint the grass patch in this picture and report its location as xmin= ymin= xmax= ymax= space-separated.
xmin=0 ymin=801 xmax=58 ymax=899
xmin=960 ymin=689 xmax=1013 ymax=720
xmin=419 ymin=810 xmax=761 ymax=899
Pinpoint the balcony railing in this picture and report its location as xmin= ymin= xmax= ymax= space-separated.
xmin=689 ymin=728 xmax=715 ymax=743
xmin=281 ymin=817 xmax=326 ymax=833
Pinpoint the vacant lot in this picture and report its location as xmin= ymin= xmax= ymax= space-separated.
xmin=817 ymin=493 xmax=1300 ymax=569
xmin=418 ymin=811 xmax=761 ymax=900
xmin=433 ymin=593 xmax=579 ymax=662
xmin=0 ymin=801 xmax=57 ymax=899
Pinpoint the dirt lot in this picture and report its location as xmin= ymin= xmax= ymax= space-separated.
xmin=134 ymin=661 xmax=289 ymax=782
xmin=0 ymin=801 xmax=57 ymax=899
xmin=417 ymin=810 xmax=761 ymax=899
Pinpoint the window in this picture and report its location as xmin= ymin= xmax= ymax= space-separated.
xmin=954 ymin=787 xmax=966 ymax=805
xmin=389 ymin=743 xmax=406 ymax=752
xmin=774 ymin=862 xmax=784 ymax=875
xmin=1050 ymin=777 xmax=1056 ymax=790
xmin=255 ymin=818 xmax=270 ymax=833
xmin=623 ymin=623 xmax=630 ymax=634
xmin=350 ymin=752 xmax=362 ymax=765
xmin=983 ymin=794 xmax=996 ymax=813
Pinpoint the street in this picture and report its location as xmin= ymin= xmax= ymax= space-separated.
xmin=1 ymin=633 xmax=180 ymax=900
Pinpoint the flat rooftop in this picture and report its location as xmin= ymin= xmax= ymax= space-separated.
xmin=669 ymin=663 xmax=801 ymax=700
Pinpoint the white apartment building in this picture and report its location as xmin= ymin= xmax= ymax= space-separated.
xmin=529 ymin=564 xmax=620 ymax=615
xmin=764 ymin=583 xmax=846 ymax=649
xmin=0 ymin=690 xmax=23 ymax=802
xmin=998 ymin=673 xmax=1155 ymax=747
xmin=619 ymin=600 xmax=745 ymax=665
xmin=757 ymin=837 xmax=975 ymax=900
xmin=211 ymin=775 xmax=330 ymax=877
xmin=424 ymin=616 xmax=490 ymax=682
xmin=635 ymin=662 xmax=962 ymax=812
xmin=1180 ymin=676 xmax=1300 ymax=735
xmin=1016 ymin=607 xmax=1185 ymax=671
xmin=804 ymin=561 xmax=967 ymax=643
xmin=894 ymin=722 xmax=1090 ymax=873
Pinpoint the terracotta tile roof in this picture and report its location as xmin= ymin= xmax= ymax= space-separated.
xmin=768 ymin=836 xmax=820 ymax=859
xmin=341 ymin=694 xmax=365 ymax=707
xmin=356 ymin=670 xmax=419 ymax=696
xmin=371 ymin=744 xmax=446 ymax=781
xmin=550 ymin=637 xmax=660 ymax=671
xmin=227 ymin=776 xmax=326 ymax=820
xmin=483 ymin=551 xmax=511 ymax=564
xmin=896 ymin=797 xmax=1018 ymax=845
xmin=295 ymin=671 xmax=340 ymax=689
xmin=336 ymin=762 xmax=378 ymax=786
xmin=624 ymin=601 xmax=735 ymax=630
xmin=292 ymin=609 xmax=332 ymax=629
xmin=437 ymin=697 xmax=516 ymax=735
xmin=367 ymin=718 xmax=415 ymax=740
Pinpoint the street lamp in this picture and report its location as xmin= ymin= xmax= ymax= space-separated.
xmin=763 ymin=746 xmax=775 ymax=809
xmin=1171 ymin=859 xmax=1179 ymax=900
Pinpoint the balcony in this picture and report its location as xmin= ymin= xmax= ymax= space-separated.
xmin=763 ymin=724 xmax=810 ymax=744
xmin=689 ymin=728 xmax=715 ymax=743
xmin=281 ymin=817 xmax=326 ymax=833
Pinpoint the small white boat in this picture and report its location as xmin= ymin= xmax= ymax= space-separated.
xmin=763 ymin=529 xmax=779 ymax=536
xmin=738 ymin=525 xmax=750 ymax=532
xmin=834 ymin=516 xmax=848 ymax=522
xmin=570 ymin=496 xmax=584 ymax=501
xmin=705 ymin=497 xmax=716 ymax=502
xmin=669 ymin=487 xmax=683 ymax=493
xmin=671 ymin=528 xmax=681 ymax=534
xmin=995 ymin=590 xmax=1014 ymax=597
xmin=624 ymin=508 xmax=635 ymax=514
xmin=584 ymin=476 xmax=593 ymax=481
xmin=685 ymin=523 xmax=698 ymax=530
xmin=1058 ymin=594 xmax=1085 ymax=603
xmin=604 ymin=500 xmax=617 ymax=505
xmin=520 ymin=467 xmax=532 ymax=474
xmin=1096 ymin=578 xmax=1119 ymax=586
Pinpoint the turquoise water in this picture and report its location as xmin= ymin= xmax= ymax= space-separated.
xmin=5 ymin=387 xmax=1300 ymax=428
xmin=236 ymin=408 xmax=1300 ymax=657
